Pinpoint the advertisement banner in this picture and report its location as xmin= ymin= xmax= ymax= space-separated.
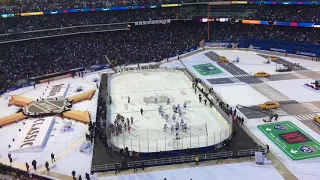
xmin=39 ymin=74 xmax=71 ymax=83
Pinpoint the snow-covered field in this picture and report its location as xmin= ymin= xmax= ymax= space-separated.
xmin=108 ymin=70 xmax=230 ymax=152
xmin=212 ymin=84 xmax=270 ymax=106
xmin=0 ymin=73 xmax=100 ymax=178
xmin=213 ymin=50 xmax=294 ymax=75
xmin=267 ymin=78 xmax=320 ymax=102
xmin=99 ymin=162 xmax=284 ymax=180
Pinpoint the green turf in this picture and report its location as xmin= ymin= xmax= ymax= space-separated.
xmin=258 ymin=121 xmax=320 ymax=160
xmin=192 ymin=63 xmax=223 ymax=76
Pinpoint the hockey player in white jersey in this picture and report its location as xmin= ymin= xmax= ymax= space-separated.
xmin=165 ymin=114 xmax=169 ymax=122
xmin=180 ymin=118 xmax=184 ymax=125
xmin=178 ymin=109 xmax=182 ymax=117
xmin=177 ymin=104 xmax=180 ymax=109
xmin=160 ymin=110 xmax=164 ymax=118
xmin=175 ymin=121 xmax=179 ymax=131
xmin=172 ymin=114 xmax=176 ymax=121
xmin=182 ymin=123 xmax=187 ymax=132
xmin=172 ymin=104 xmax=176 ymax=112
xmin=171 ymin=124 xmax=174 ymax=133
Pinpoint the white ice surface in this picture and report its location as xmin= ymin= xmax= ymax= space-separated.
xmin=244 ymin=116 xmax=320 ymax=180
xmin=212 ymin=50 xmax=294 ymax=75
xmin=267 ymin=78 xmax=320 ymax=102
xmin=0 ymin=73 xmax=100 ymax=177
xmin=98 ymin=162 xmax=284 ymax=180
xmin=212 ymin=84 xmax=270 ymax=106
xmin=109 ymin=70 xmax=229 ymax=152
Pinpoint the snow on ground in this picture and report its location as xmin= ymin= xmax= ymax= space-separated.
xmin=212 ymin=84 xmax=270 ymax=107
xmin=98 ymin=162 xmax=284 ymax=180
xmin=267 ymin=78 xmax=320 ymax=102
xmin=0 ymin=95 xmax=19 ymax=118
xmin=182 ymin=50 xmax=234 ymax=79
xmin=109 ymin=70 xmax=229 ymax=152
xmin=0 ymin=72 xmax=101 ymax=177
xmin=244 ymin=116 xmax=320 ymax=180
xmin=213 ymin=50 xmax=293 ymax=75
xmin=159 ymin=59 xmax=185 ymax=69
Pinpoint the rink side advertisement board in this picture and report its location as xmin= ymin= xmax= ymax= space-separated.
xmin=258 ymin=121 xmax=320 ymax=160
xmin=192 ymin=63 xmax=223 ymax=76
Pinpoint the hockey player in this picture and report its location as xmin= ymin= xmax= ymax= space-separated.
xmin=172 ymin=104 xmax=176 ymax=111
xmin=172 ymin=114 xmax=176 ymax=121
xmin=167 ymin=98 xmax=170 ymax=105
xmin=165 ymin=114 xmax=169 ymax=122
xmin=175 ymin=121 xmax=179 ymax=131
xmin=160 ymin=110 xmax=164 ymax=118
xmin=177 ymin=104 xmax=180 ymax=109
xmin=178 ymin=109 xmax=182 ymax=117
xmin=124 ymin=123 xmax=127 ymax=131
xmin=183 ymin=102 xmax=187 ymax=108
xmin=131 ymin=117 xmax=133 ymax=124
xmin=183 ymin=123 xmax=187 ymax=132
xmin=180 ymin=118 xmax=184 ymax=125
xmin=176 ymin=132 xmax=180 ymax=140
xmin=154 ymin=97 xmax=158 ymax=104
xmin=128 ymin=96 xmax=130 ymax=103
xmin=140 ymin=108 xmax=144 ymax=115
xmin=127 ymin=118 xmax=130 ymax=126
xmin=158 ymin=107 xmax=161 ymax=115
xmin=163 ymin=124 xmax=167 ymax=131
xmin=171 ymin=125 xmax=174 ymax=133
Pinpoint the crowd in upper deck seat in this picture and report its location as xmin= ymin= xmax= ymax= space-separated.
xmin=0 ymin=5 xmax=319 ymax=37
xmin=0 ymin=9 xmax=180 ymax=34
xmin=0 ymin=0 xmax=317 ymax=14
xmin=249 ymin=5 xmax=320 ymax=22
xmin=0 ymin=22 xmax=319 ymax=91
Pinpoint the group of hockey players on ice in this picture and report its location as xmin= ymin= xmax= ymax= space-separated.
xmin=160 ymin=98 xmax=188 ymax=140
xmin=108 ymin=113 xmax=134 ymax=136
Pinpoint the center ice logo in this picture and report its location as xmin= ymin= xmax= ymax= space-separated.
xmin=274 ymin=124 xmax=287 ymax=130
xmin=299 ymin=145 xmax=316 ymax=153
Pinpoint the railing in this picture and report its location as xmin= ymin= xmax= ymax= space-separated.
xmin=91 ymin=148 xmax=266 ymax=172
xmin=238 ymin=148 xmax=265 ymax=156
xmin=91 ymin=150 xmax=234 ymax=172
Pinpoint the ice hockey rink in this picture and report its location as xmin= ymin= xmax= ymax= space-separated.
xmin=108 ymin=69 xmax=231 ymax=152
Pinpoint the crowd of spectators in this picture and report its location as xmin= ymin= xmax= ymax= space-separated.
xmin=0 ymin=21 xmax=319 ymax=91
xmin=249 ymin=5 xmax=320 ymax=22
xmin=0 ymin=163 xmax=51 ymax=179
xmin=1 ymin=4 xmax=319 ymax=37
xmin=0 ymin=8 xmax=180 ymax=34
xmin=0 ymin=0 xmax=208 ymax=13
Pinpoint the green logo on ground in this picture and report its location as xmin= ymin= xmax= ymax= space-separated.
xmin=258 ymin=121 xmax=320 ymax=160
xmin=192 ymin=63 xmax=223 ymax=76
